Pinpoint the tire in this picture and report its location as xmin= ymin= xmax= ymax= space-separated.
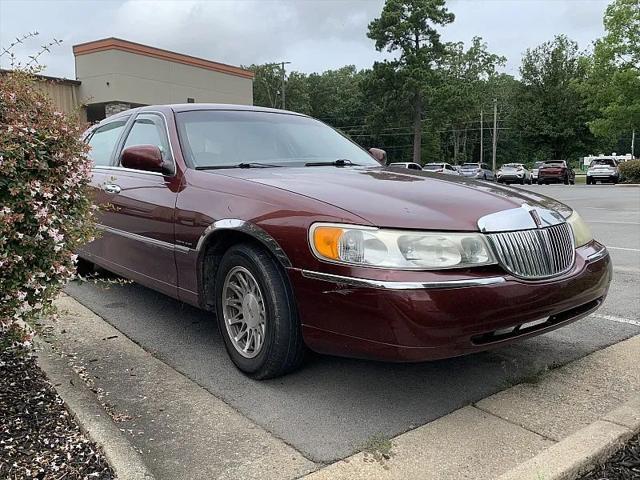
xmin=76 ymin=257 xmax=95 ymax=277
xmin=520 ymin=179 xmax=525 ymax=185
xmin=563 ymin=176 xmax=569 ymax=185
xmin=214 ymin=243 xmax=305 ymax=379
xmin=537 ymin=180 xmax=543 ymax=185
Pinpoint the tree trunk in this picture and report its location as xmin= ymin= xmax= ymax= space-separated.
xmin=413 ymin=92 xmax=422 ymax=164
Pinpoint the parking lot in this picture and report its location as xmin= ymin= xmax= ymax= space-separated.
xmin=65 ymin=184 xmax=640 ymax=463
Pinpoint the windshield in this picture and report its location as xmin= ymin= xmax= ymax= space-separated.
xmin=544 ymin=161 xmax=565 ymax=167
xmin=461 ymin=163 xmax=479 ymax=169
xmin=502 ymin=163 xmax=521 ymax=169
xmin=590 ymin=159 xmax=615 ymax=167
xmin=423 ymin=164 xmax=444 ymax=171
xmin=176 ymin=110 xmax=379 ymax=168
xmin=533 ymin=162 xmax=544 ymax=168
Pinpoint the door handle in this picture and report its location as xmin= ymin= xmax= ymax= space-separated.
xmin=103 ymin=183 xmax=121 ymax=194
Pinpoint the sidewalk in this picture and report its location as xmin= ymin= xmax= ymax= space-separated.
xmin=39 ymin=294 xmax=639 ymax=479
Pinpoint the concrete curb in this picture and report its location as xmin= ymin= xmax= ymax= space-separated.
xmin=35 ymin=339 xmax=155 ymax=480
xmin=497 ymin=395 xmax=640 ymax=480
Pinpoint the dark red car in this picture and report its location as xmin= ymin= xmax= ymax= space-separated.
xmin=537 ymin=160 xmax=576 ymax=185
xmin=80 ymin=104 xmax=611 ymax=379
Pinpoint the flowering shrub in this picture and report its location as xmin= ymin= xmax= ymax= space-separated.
xmin=0 ymin=71 xmax=95 ymax=343
xmin=619 ymin=160 xmax=640 ymax=183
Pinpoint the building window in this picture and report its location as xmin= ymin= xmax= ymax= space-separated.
xmin=187 ymin=97 xmax=195 ymax=103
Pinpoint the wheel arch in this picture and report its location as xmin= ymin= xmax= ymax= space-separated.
xmin=196 ymin=219 xmax=292 ymax=310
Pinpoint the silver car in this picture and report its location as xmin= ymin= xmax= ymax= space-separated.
xmin=586 ymin=159 xmax=621 ymax=184
xmin=388 ymin=162 xmax=423 ymax=171
xmin=531 ymin=161 xmax=544 ymax=183
xmin=422 ymin=162 xmax=460 ymax=175
xmin=497 ymin=163 xmax=532 ymax=185
xmin=459 ymin=162 xmax=495 ymax=181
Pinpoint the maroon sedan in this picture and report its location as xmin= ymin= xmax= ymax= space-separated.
xmin=80 ymin=104 xmax=611 ymax=379
xmin=537 ymin=160 xmax=576 ymax=185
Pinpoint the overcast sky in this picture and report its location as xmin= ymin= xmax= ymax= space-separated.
xmin=0 ymin=0 xmax=610 ymax=79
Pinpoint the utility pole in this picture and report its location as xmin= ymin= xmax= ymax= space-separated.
xmin=280 ymin=61 xmax=291 ymax=110
xmin=632 ymin=129 xmax=636 ymax=159
xmin=491 ymin=98 xmax=498 ymax=171
xmin=479 ymin=109 xmax=484 ymax=164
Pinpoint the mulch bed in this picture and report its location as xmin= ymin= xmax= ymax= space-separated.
xmin=0 ymin=337 xmax=114 ymax=479
xmin=580 ymin=432 xmax=640 ymax=480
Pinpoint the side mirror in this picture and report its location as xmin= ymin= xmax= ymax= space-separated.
xmin=121 ymin=145 xmax=165 ymax=173
xmin=369 ymin=147 xmax=388 ymax=165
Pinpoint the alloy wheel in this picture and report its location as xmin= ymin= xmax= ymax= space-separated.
xmin=222 ymin=266 xmax=266 ymax=359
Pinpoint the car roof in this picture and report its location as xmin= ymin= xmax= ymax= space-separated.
xmin=102 ymin=103 xmax=308 ymax=123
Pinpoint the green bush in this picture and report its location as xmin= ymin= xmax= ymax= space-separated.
xmin=619 ymin=160 xmax=640 ymax=183
xmin=0 ymin=71 xmax=95 ymax=342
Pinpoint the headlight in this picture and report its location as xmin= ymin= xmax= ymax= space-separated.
xmin=309 ymin=223 xmax=497 ymax=269
xmin=566 ymin=211 xmax=593 ymax=247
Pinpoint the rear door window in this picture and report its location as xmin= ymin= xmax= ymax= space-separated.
xmin=87 ymin=118 xmax=128 ymax=166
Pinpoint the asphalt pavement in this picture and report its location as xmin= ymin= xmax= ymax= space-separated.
xmin=65 ymin=184 xmax=640 ymax=463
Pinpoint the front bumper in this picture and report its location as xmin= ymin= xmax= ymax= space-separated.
xmin=588 ymin=173 xmax=619 ymax=182
xmin=498 ymin=174 xmax=524 ymax=182
xmin=538 ymin=175 xmax=565 ymax=183
xmin=288 ymin=241 xmax=611 ymax=362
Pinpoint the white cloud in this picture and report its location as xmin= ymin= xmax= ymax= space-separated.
xmin=0 ymin=0 xmax=608 ymax=79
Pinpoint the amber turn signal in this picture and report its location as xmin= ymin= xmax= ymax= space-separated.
xmin=312 ymin=226 xmax=343 ymax=260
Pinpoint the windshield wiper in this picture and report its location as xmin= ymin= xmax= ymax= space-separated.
xmin=195 ymin=162 xmax=283 ymax=170
xmin=305 ymin=159 xmax=359 ymax=167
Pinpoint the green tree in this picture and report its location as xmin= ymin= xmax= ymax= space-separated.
xmin=584 ymin=0 xmax=639 ymax=152
xmin=437 ymin=37 xmax=506 ymax=164
xmin=513 ymin=35 xmax=594 ymax=161
xmin=368 ymin=0 xmax=454 ymax=163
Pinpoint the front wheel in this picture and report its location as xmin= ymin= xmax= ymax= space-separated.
xmin=214 ymin=244 xmax=305 ymax=379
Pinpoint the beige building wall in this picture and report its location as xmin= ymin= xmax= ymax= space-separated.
xmin=75 ymin=43 xmax=253 ymax=107
xmin=31 ymin=78 xmax=86 ymax=123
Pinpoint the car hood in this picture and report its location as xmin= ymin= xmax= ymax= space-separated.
xmin=213 ymin=166 xmax=572 ymax=231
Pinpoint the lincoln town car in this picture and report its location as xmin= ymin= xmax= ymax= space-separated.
xmin=79 ymin=104 xmax=612 ymax=379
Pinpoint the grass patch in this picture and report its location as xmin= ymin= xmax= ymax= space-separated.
xmin=362 ymin=432 xmax=394 ymax=466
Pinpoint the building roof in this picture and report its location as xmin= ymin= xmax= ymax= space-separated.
xmin=72 ymin=37 xmax=254 ymax=80
xmin=0 ymin=69 xmax=81 ymax=86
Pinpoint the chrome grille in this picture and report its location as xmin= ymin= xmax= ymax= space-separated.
xmin=487 ymin=223 xmax=575 ymax=279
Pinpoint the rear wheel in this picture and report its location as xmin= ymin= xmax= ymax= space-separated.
xmin=563 ymin=175 xmax=569 ymax=185
xmin=76 ymin=257 xmax=95 ymax=277
xmin=214 ymin=243 xmax=305 ymax=379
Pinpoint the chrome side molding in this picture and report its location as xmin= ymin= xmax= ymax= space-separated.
xmin=300 ymin=269 xmax=506 ymax=290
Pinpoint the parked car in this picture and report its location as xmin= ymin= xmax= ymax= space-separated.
xmin=80 ymin=104 xmax=611 ymax=379
xmin=586 ymin=159 xmax=620 ymax=184
xmin=459 ymin=162 xmax=495 ymax=180
xmin=422 ymin=162 xmax=460 ymax=175
xmin=388 ymin=162 xmax=423 ymax=171
xmin=537 ymin=160 xmax=575 ymax=185
xmin=531 ymin=161 xmax=544 ymax=183
xmin=497 ymin=163 xmax=532 ymax=185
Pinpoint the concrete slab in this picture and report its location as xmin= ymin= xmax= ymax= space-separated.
xmin=603 ymin=395 xmax=640 ymax=431
xmin=304 ymin=406 xmax=553 ymax=480
xmin=36 ymin=340 xmax=154 ymax=480
xmin=496 ymin=420 xmax=633 ymax=480
xmin=476 ymin=335 xmax=640 ymax=441
xmin=45 ymin=295 xmax=316 ymax=480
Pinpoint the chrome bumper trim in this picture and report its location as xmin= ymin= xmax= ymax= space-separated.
xmin=586 ymin=245 xmax=609 ymax=263
xmin=300 ymin=270 xmax=506 ymax=290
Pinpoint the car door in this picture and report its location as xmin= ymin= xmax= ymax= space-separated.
xmin=482 ymin=163 xmax=494 ymax=180
xmin=99 ymin=112 xmax=181 ymax=298
xmin=81 ymin=116 xmax=130 ymax=264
